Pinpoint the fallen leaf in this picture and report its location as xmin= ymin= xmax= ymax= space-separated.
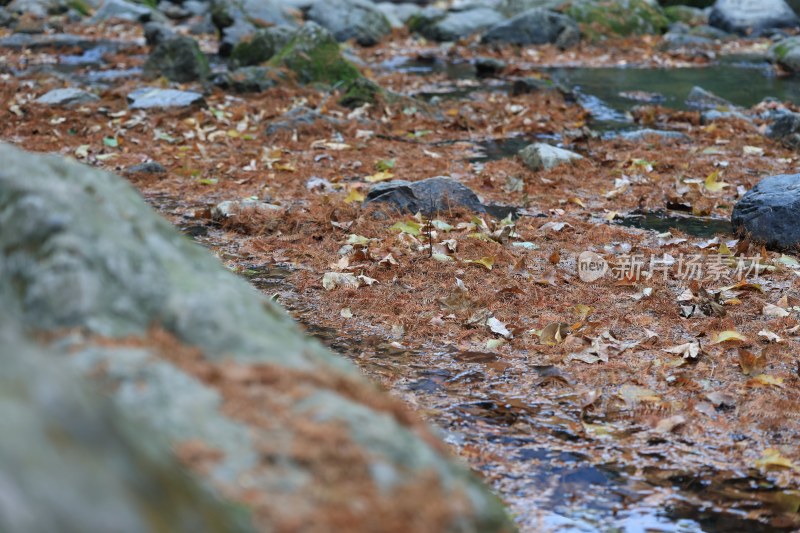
xmin=465 ymin=256 xmax=494 ymax=270
xmin=343 ymin=189 xmax=365 ymax=203
xmin=738 ymin=348 xmax=765 ymax=376
xmin=537 ymin=322 xmax=570 ymax=345
xmin=763 ymin=303 xmax=790 ymax=318
xmin=618 ymin=385 xmax=660 ymax=407
xmin=704 ymin=170 xmax=729 ymax=192
xmin=390 ymin=221 xmax=422 ymax=236
xmin=487 ymin=317 xmax=511 ymax=338
xmin=654 ymin=414 xmax=686 ymax=434
xmin=364 ymin=170 xmax=393 ymax=183
xmin=664 ymin=341 xmax=701 ymax=360
xmin=747 ymin=374 xmax=784 ymax=388
xmin=755 ymin=449 xmax=798 ymax=471
xmin=712 ymin=330 xmax=748 ymax=344
xmin=322 ymin=272 xmax=359 ymax=290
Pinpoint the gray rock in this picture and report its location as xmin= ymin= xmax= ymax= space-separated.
xmin=701 ymin=109 xmax=752 ymax=123
xmin=766 ymin=110 xmax=800 ymax=149
xmin=35 ymin=87 xmax=99 ymax=106
xmin=0 ymin=7 xmax=19 ymax=28
xmin=214 ymin=66 xmax=286 ymax=92
xmin=158 ymin=0 xmax=190 ymax=19
xmin=685 ymin=85 xmax=736 ymax=110
xmin=0 ymin=33 xmax=132 ymax=50
xmin=709 ymin=0 xmax=799 ymax=35
xmin=497 ymin=0 xmax=568 ymax=16
xmin=6 ymin=0 xmax=64 ymax=18
xmin=124 ymin=161 xmax=166 ymax=174
xmin=308 ymin=0 xmax=391 ymax=46
xmin=90 ymin=0 xmax=157 ymax=23
xmin=212 ymin=198 xmax=281 ymax=220
xmin=481 ymin=7 xmax=581 ymax=48
xmin=416 ymin=7 xmax=504 ymax=41
xmin=374 ymin=2 xmax=421 ymax=28
xmin=660 ymin=31 xmax=715 ymax=50
xmin=143 ymin=21 xmax=176 ymax=47
xmin=732 ymin=173 xmax=800 ymax=249
xmin=0 ymin=142 xmax=513 ymax=532
xmin=770 ymin=36 xmax=800 ymax=72
xmin=268 ymin=22 xmax=362 ymax=85
xmin=518 ymin=142 xmax=583 ymax=171
xmin=615 ymin=128 xmax=691 ymax=142
xmin=229 ymin=25 xmax=294 ymax=66
xmin=127 ymin=87 xmax=205 ymax=109
xmin=689 ymin=24 xmax=732 ymax=39
xmin=265 ymin=106 xmax=339 ymax=134
xmin=364 ymin=176 xmax=486 ymax=215
xmin=144 ymin=35 xmax=210 ymax=82
xmin=211 ymin=0 xmax=296 ymax=56
xmin=0 ymin=320 xmax=254 ymax=533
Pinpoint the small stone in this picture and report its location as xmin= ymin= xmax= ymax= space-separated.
xmin=35 ymin=87 xmax=99 ymax=106
xmin=417 ymin=7 xmax=505 ymax=42
xmin=212 ymin=199 xmax=281 ymax=220
xmin=364 ymin=176 xmax=486 ymax=215
xmin=90 ymin=0 xmax=157 ymax=23
xmin=127 ymin=87 xmax=205 ymax=109
xmin=685 ymin=86 xmax=736 ymax=110
xmin=732 ymin=173 xmax=800 ymax=249
xmin=518 ymin=142 xmax=583 ymax=171
xmin=143 ymin=21 xmax=176 ymax=47
xmin=124 ymin=161 xmax=167 ymax=175
xmin=307 ymin=0 xmax=391 ymax=46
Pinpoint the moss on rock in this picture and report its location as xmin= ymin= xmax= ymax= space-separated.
xmin=269 ymin=22 xmax=361 ymax=85
xmin=566 ymin=0 xmax=669 ymax=40
xmin=338 ymin=78 xmax=382 ymax=108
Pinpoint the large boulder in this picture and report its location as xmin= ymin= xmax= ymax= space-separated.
xmin=307 ymin=0 xmax=392 ymax=46
xmin=0 ymin=319 xmax=254 ymax=533
xmin=375 ymin=1 xmax=422 ymax=28
xmin=766 ymin=110 xmax=800 ymax=149
xmin=481 ymin=8 xmax=580 ymax=47
xmin=566 ymin=0 xmax=669 ymax=39
xmin=143 ymin=35 xmax=210 ymax=82
xmin=269 ymin=22 xmax=362 ymax=85
xmin=708 ymin=0 xmax=799 ymax=35
xmin=732 ymin=174 xmax=800 ymax=250
xmin=0 ymin=142 xmax=514 ymax=532
xmin=770 ymin=36 xmax=800 ymax=72
xmin=415 ymin=7 xmax=505 ymax=42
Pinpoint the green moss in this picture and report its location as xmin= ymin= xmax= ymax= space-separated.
xmin=338 ymin=78 xmax=382 ymax=109
xmin=269 ymin=23 xmax=361 ymax=85
xmin=67 ymin=0 xmax=93 ymax=16
xmin=567 ymin=0 xmax=669 ymax=40
xmin=663 ymin=5 xmax=705 ymax=25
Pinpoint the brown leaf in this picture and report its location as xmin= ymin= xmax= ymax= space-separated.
xmin=738 ymin=348 xmax=765 ymax=376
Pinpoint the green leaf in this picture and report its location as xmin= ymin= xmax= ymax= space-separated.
xmin=390 ymin=221 xmax=422 ymax=236
xmin=103 ymin=137 xmax=118 ymax=148
xmin=375 ymin=158 xmax=396 ymax=171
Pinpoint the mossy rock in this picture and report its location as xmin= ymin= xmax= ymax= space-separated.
xmin=269 ymin=22 xmax=361 ymax=85
xmin=664 ymin=5 xmax=707 ymax=25
xmin=338 ymin=78 xmax=382 ymax=108
xmin=230 ymin=26 xmax=294 ymax=67
xmin=659 ymin=0 xmax=713 ymax=7
xmin=566 ymin=0 xmax=669 ymax=40
xmin=770 ymin=36 xmax=800 ymax=72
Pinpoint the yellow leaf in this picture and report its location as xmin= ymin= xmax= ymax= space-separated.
xmin=343 ymin=189 xmax=365 ymax=203
xmin=718 ymin=242 xmax=732 ymax=256
xmin=603 ymin=211 xmax=619 ymax=221
xmin=390 ymin=221 xmax=422 ymax=236
xmin=712 ymin=330 xmax=748 ymax=344
xmin=573 ymin=304 xmax=592 ymax=321
xmin=748 ymin=374 xmax=784 ymax=388
xmin=465 ymin=256 xmax=494 ymax=270
xmin=568 ymin=197 xmax=586 ymax=208
xmin=538 ymin=322 xmax=570 ymax=345
xmin=364 ymin=170 xmax=393 ymax=183
xmin=755 ymin=449 xmax=798 ymax=471
xmin=274 ymin=163 xmax=296 ymax=172
xmin=704 ymin=170 xmax=729 ymax=192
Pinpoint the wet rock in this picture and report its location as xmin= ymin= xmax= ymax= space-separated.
xmin=566 ymin=0 xmax=669 ymax=39
xmin=35 ymin=87 xmax=99 ymax=106
xmin=0 ymin=320 xmax=254 ymax=533
xmin=732 ymin=173 xmax=800 ymax=249
xmin=127 ymin=87 xmax=205 ymax=109
xmin=416 ymin=7 xmax=505 ymax=42
xmin=0 ymin=142 xmax=514 ymax=533
xmin=518 ymin=142 xmax=583 ymax=171
xmin=90 ymin=0 xmax=160 ymax=23
xmin=406 ymin=6 xmax=446 ymax=34
xmin=210 ymin=0 xmax=296 ymax=56
xmin=230 ymin=25 xmax=294 ymax=67
xmin=307 ymin=0 xmax=391 ymax=46
xmin=364 ymin=176 xmax=486 ymax=215
xmin=685 ymin=85 xmax=736 ymax=109
xmin=158 ymin=0 xmax=191 ymax=19
xmin=766 ymin=110 xmax=800 ymax=149
xmin=498 ymin=0 xmax=568 ymax=17
xmin=0 ymin=32 xmax=129 ymax=50
xmin=375 ymin=1 xmax=421 ymax=28
xmin=124 ymin=161 xmax=166 ymax=174
xmin=474 ymin=56 xmax=506 ymax=77
xmin=212 ymin=198 xmax=281 ymax=220
xmin=481 ymin=8 xmax=581 ymax=48
xmin=143 ymin=21 xmax=176 ymax=47
xmin=213 ymin=66 xmax=286 ymax=92
xmin=144 ymin=34 xmax=209 ymax=82
xmin=709 ymin=0 xmax=799 ymax=35
xmin=511 ymin=77 xmax=555 ymax=95
xmin=268 ymin=22 xmax=361 ymax=85
xmin=770 ymin=36 xmax=800 ymax=72
xmin=615 ymin=128 xmax=691 ymax=142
